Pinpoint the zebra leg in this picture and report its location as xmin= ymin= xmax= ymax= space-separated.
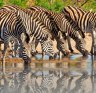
xmin=59 ymin=51 xmax=62 ymax=59
xmin=91 ymin=30 xmax=96 ymax=55
xmin=18 ymin=39 xmax=31 ymax=65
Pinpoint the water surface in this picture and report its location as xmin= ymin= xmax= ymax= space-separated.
xmin=0 ymin=54 xmax=96 ymax=93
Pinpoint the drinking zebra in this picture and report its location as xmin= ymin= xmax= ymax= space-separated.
xmin=62 ymin=6 xmax=96 ymax=55
xmin=2 ymin=5 xmax=69 ymax=59
xmin=0 ymin=9 xmax=31 ymax=68
xmin=1 ymin=5 xmax=57 ymax=59
xmin=28 ymin=6 xmax=88 ymax=56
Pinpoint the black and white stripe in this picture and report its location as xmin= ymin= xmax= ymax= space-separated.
xmin=1 ymin=5 xmax=56 ymax=58
xmin=62 ymin=6 xmax=96 ymax=55
xmin=29 ymin=6 xmax=88 ymax=56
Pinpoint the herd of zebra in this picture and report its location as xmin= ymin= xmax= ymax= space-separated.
xmin=0 ymin=5 xmax=96 ymax=65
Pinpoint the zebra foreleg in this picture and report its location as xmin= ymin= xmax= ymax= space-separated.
xmin=91 ymin=30 xmax=96 ymax=55
xmin=59 ymin=51 xmax=62 ymax=59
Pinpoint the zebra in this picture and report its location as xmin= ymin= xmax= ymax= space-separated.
xmin=2 ymin=5 xmax=70 ymax=59
xmin=27 ymin=6 xmax=73 ymax=57
xmin=1 ymin=5 xmax=57 ymax=59
xmin=62 ymin=6 xmax=96 ymax=55
xmin=0 ymin=9 xmax=31 ymax=69
xmin=28 ymin=10 xmax=69 ymax=58
xmin=28 ymin=6 xmax=88 ymax=56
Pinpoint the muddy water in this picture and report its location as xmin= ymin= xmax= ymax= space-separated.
xmin=0 ymin=54 xmax=96 ymax=93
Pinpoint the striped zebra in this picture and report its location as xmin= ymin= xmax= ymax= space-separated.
xmin=28 ymin=6 xmax=88 ymax=56
xmin=19 ymin=6 xmax=69 ymax=58
xmin=24 ymin=6 xmax=70 ymax=57
xmin=1 ymin=5 xmax=58 ymax=59
xmin=0 ymin=9 xmax=30 ymax=68
xmin=29 ymin=6 xmax=74 ymax=54
xmin=62 ymin=6 xmax=96 ymax=55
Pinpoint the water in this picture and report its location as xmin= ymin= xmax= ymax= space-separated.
xmin=0 ymin=54 xmax=96 ymax=93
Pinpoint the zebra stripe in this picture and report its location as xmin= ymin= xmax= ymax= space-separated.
xmin=1 ymin=5 xmax=56 ymax=58
xmin=29 ymin=6 xmax=88 ymax=56
xmin=26 ymin=8 xmax=69 ymax=57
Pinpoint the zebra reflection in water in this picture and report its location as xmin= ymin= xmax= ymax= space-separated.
xmin=0 ymin=67 xmax=93 ymax=93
